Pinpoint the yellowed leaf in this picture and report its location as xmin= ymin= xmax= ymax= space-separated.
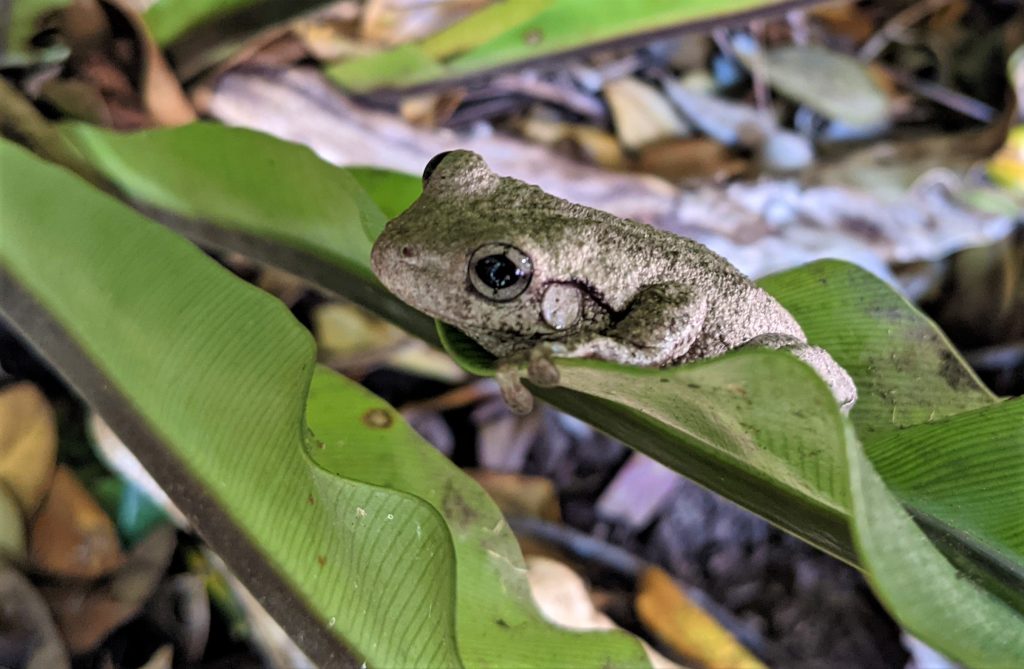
xmin=0 ymin=382 xmax=58 ymax=516
xmin=636 ymin=566 xmax=765 ymax=669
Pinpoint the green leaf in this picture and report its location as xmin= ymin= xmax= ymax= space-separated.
xmin=0 ymin=139 xmax=650 ymax=667
xmin=866 ymin=399 xmax=1024 ymax=612
xmin=327 ymin=0 xmax=807 ymax=93
xmin=847 ymin=433 xmax=1024 ymax=668
xmin=61 ymin=122 xmax=436 ymax=343
xmin=759 ymin=261 xmax=995 ymax=441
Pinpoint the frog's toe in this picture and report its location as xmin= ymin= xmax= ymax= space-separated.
xmin=496 ymin=365 xmax=535 ymax=414
xmin=527 ymin=346 xmax=561 ymax=387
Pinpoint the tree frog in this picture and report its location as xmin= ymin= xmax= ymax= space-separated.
xmin=371 ymin=150 xmax=857 ymax=415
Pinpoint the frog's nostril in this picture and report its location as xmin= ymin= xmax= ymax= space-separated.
xmin=400 ymin=246 xmax=416 ymax=259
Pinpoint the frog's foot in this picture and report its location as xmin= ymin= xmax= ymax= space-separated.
xmin=495 ymin=363 xmax=534 ymax=415
xmin=526 ymin=344 xmax=563 ymax=387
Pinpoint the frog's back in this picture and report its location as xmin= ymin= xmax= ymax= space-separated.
xmin=606 ymin=219 xmax=807 ymax=358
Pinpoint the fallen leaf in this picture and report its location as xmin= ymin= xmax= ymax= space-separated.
xmin=0 ymin=565 xmax=70 ymax=669
xmin=760 ymin=45 xmax=890 ymax=127
xmin=638 ymin=137 xmax=747 ymax=182
xmin=636 ymin=565 xmax=765 ymax=669
xmin=0 ymin=381 xmax=58 ymax=515
xmin=0 ymin=487 xmax=27 ymax=562
xmin=29 ymin=465 xmax=126 ymax=579
xmin=527 ymin=556 xmax=683 ymax=669
xmin=470 ymin=471 xmax=561 ymax=522
xmin=518 ymin=110 xmax=626 ymax=169
xmin=604 ymin=76 xmax=690 ymax=151
xmin=42 ymin=524 xmax=177 ymax=654
xmin=108 ymin=0 xmax=196 ymax=126
xmin=596 ymin=453 xmax=681 ymax=530
xmin=361 ymin=0 xmax=489 ymax=46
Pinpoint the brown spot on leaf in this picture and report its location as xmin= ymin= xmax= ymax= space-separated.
xmin=307 ymin=494 xmax=315 ymax=505
xmin=362 ymin=408 xmax=392 ymax=428
xmin=523 ymin=28 xmax=543 ymax=45
xmin=316 ymin=555 xmax=326 ymax=567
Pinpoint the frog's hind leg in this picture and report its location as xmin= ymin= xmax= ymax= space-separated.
xmin=743 ymin=333 xmax=857 ymax=414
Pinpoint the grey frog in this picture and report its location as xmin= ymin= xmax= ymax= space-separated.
xmin=371 ymin=150 xmax=857 ymax=414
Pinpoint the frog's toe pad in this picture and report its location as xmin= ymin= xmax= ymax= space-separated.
xmin=496 ymin=366 xmax=535 ymax=414
xmin=527 ymin=348 xmax=561 ymax=387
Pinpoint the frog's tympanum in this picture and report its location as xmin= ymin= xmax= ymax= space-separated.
xmin=371 ymin=150 xmax=857 ymax=414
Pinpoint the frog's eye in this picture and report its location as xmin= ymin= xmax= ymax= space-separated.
xmin=422 ymin=151 xmax=453 ymax=184
xmin=468 ymin=243 xmax=533 ymax=301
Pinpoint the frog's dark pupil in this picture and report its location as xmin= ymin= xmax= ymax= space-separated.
xmin=476 ymin=255 xmax=520 ymax=289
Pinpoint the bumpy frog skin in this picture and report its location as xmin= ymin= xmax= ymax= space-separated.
xmin=371 ymin=150 xmax=857 ymax=414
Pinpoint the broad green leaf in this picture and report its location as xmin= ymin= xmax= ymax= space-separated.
xmin=759 ymin=261 xmax=995 ymax=442
xmin=866 ymin=398 xmax=1024 ymax=612
xmin=328 ymin=0 xmax=807 ymax=93
xmin=0 ymin=139 xmax=649 ymax=668
xmin=847 ymin=433 xmax=1024 ymax=668
xmin=61 ymin=122 xmax=436 ymax=343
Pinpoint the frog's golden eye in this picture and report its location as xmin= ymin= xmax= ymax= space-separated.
xmin=422 ymin=151 xmax=453 ymax=184
xmin=468 ymin=243 xmax=533 ymax=301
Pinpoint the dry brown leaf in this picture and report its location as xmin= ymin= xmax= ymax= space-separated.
xmin=470 ymin=471 xmax=561 ymax=522
xmin=518 ymin=112 xmax=626 ymax=169
xmin=107 ymin=0 xmax=196 ymax=126
xmin=29 ymin=465 xmax=126 ymax=579
xmin=636 ymin=566 xmax=765 ymax=669
xmin=604 ymin=77 xmax=690 ymax=151
xmin=399 ymin=89 xmax=467 ymax=126
xmin=0 ymin=382 xmax=58 ymax=516
xmin=808 ymin=1 xmax=876 ymax=44
xmin=638 ymin=137 xmax=747 ymax=182
xmin=42 ymin=525 xmax=177 ymax=654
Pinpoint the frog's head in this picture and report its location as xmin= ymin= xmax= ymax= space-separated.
xmin=372 ymin=150 xmax=596 ymax=353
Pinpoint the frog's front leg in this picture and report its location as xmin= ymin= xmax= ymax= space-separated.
xmin=496 ymin=284 xmax=706 ymax=413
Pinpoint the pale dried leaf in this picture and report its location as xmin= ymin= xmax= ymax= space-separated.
xmin=362 ymin=0 xmax=489 ymax=46
xmin=761 ymin=45 xmax=890 ymax=127
xmin=604 ymin=76 xmax=690 ymax=151
xmin=527 ymin=556 xmax=683 ymax=669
